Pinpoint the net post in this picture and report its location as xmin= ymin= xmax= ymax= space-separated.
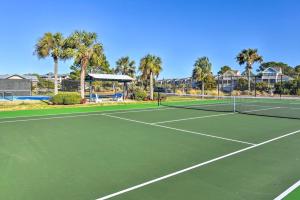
xmin=233 ymin=96 xmax=236 ymax=113
xmin=157 ymin=92 xmax=160 ymax=106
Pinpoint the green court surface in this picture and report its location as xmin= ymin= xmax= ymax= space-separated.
xmin=285 ymin=187 xmax=300 ymax=199
xmin=1 ymin=106 xmax=300 ymax=199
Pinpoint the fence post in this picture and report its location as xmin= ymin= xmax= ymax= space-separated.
xmin=217 ymin=75 xmax=220 ymax=97
xmin=121 ymin=82 xmax=124 ymax=100
xmin=296 ymin=78 xmax=300 ymax=96
xmin=30 ymin=80 xmax=32 ymax=96
xmin=280 ymin=75 xmax=283 ymax=98
xmin=157 ymin=92 xmax=160 ymax=106
xmin=254 ymin=76 xmax=257 ymax=97
xmin=231 ymin=76 xmax=233 ymax=96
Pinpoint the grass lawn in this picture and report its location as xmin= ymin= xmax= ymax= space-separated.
xmin=0 ymin=100 xmax=159 ymax=118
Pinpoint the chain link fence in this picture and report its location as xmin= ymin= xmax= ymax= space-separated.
xmin=157 ymin=74 xmax=300 ymax=97
xmin=0 ymin=79 xmax=32 ymax=96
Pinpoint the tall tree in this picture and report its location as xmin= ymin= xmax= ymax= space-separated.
xmin=139 ymin=54 xmax=162 ymax=100
xmin=115 ymin=56 xmax=136 ymax=77
xmin=69 ymin=55 xmax=110 ymax=80
xmin=100 ymin=55 xmax=111 ymax=73
xmin=64 ymin=31 xmax=105 ymax=98
xmin=34 ymin=32 xmax=69 ymax=95
xmin=236 ymin=49 xmax=263 ymax=93
xmin=192 ymin=57 xmax=212 ymax=95
xmin=218 ymin=65 xmax=232 ymax=75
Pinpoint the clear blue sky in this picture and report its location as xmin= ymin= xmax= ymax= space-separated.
xmin=0 ymin=0 xmax=299 ymax=78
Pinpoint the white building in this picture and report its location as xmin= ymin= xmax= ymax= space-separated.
xmin=260 ymin=67 xmax=293 ymax=86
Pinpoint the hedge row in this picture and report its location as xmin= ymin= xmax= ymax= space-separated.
xmin=51 ymin=92 xmax=81 ymax=105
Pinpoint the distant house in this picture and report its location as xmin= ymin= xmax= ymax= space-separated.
xmin=241 ymin=70 xmax=256 ymax=77
xmin=40 ymin=73 xmax=70 ymax=84
xmin=157 ymin=77 xmax=196 ymax=90
xmin=0 ymin=74 xmax=39 ymax=86
xmin=217 ymin=70 xmax=241 ymax=92
xmin=260 ymin=67 xmax=293 ymax=85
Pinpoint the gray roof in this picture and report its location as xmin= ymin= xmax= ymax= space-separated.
xmin=40 ymin=73 xmax=69 ymax=78
xmin=87 ymin=73 xmax=134 ymax=82
xmin=0 ymin=74 xmax=38 ymax=81
xmin=0 ymin=74 xmax=13 ymax=79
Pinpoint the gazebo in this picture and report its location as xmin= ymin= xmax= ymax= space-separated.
xmin=85 ymin=73 xmax=134 ymax=100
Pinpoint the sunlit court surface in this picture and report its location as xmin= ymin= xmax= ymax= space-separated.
xmin=1 ymin=95 xmax=300 ymax=200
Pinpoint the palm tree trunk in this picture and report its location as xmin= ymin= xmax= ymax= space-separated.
xmin=150 ymin=72 xmax=154 ymax=100
xmin=202 ymin=80 xmax=205 ymax=96
xmin=80 ymin=59 xmax=88 ymax=99
xmin=54 ymin=58 xmax=58 ymax=95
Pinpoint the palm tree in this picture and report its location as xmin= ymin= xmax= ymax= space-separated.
xmin=64 ymin=31 xmax=104 ymax=98
xmin=34 ymin=32 xmax=69 ymax=95
xmin=218 ymin=65 xmax=232 ymax=75
xmin=236 ymin=49 xmax=263 ymax=93
xmin=115 ymin=56 xmax=136 ymax=77
xmin=192 ymin=57 xmax=212 ymax=96
xmin=139 ymin=54 xmax=162 ymax=100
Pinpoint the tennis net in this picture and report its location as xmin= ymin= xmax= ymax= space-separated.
xmin=159 ymin=93 xmax=300 ymax=119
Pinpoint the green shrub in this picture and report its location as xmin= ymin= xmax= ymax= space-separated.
xmin=255 ymin=82 xmax=269 ymax=92
xmin=63 ymin=94 xmax=81 ymax=105
xmin=134 ymin=89 xmax=147 ymax=101
xmin=51 ymin=92 xmax=81 ymax=105
xmin=51 ymin=94 xmax=64 ymax=104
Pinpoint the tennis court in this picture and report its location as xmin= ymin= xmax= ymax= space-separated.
xmin=1 ymin=95 xmax=300 ymax=200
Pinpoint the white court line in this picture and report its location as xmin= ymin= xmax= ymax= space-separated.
xmin=152 ymin=112 xmax=235 ymax=124
xmin=153 ymin=124 xmax=256 ymax=146
xmin=0 ymin=106 xmax=173 ymax=121
xmin=241 ymin=103 xmax=300 ymax=110
xmin=153 ymin=107 xmax=284 ymax=126
xmin=274 ymin=179 xmax=300 ymax=200
xmin=0 ymin=113 xmax=104 ymax=124
xmin=242 ymin=107 xmax=282 ymax=113
xmin=102 ymin=114 xmax=256 ymax=146
xmin=0 ymin=107 xmax=174 ymax=124
xmin=106 ymin=107 xmax=175 ymax=115
xmin=96 ymin=129 xmax=300 ymax=200
xmin=164 ymin=102 xmax=232 ymax=109
xmin=101 ymin=114 xmax=151 ymax=125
